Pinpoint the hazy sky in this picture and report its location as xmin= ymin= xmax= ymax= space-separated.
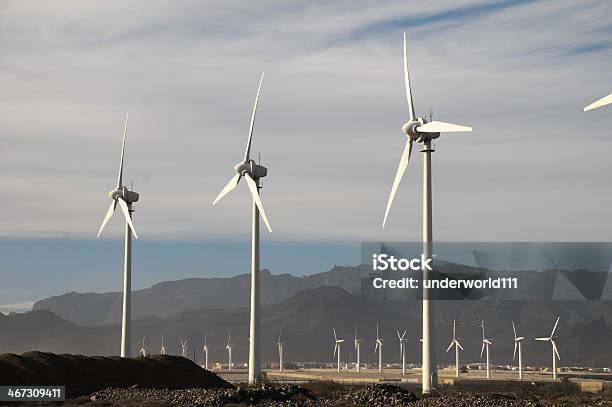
xmin=1 ymin=1 xmax=612 ymax=308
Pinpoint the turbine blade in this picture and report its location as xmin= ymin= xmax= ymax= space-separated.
xmin=552 ymin=340 xmax=560 ymax=360
xmin=446 ymin=341 xmax=454 ymax=353
xmin=244 ymin=174 xmax=272 ymax=233
xmin=397 ymin=330 xmax=401 ymax=340
xmin=403 ymin=33 xmax=415 ymax=121
xmin=333 ymin=328 xmax=337 ymax=342
xmin=333 ymin=343 xmax=337 ymax=358
xmin=417 ymin=120 xmax=472 ymax=133
xmin=512 ymin=321 xmax=517 ymax=340
xmin=550 ymin=317 xmax=560 ymax=337
xmin=480 ymin=342 xmax=485 ymax=359
xmin=584 ymin=93 xmax=612 ymax=112
xmin=97 ymin=200 xmax=117 ymax=238
xmin=382 ymin=140 xmax=412 ymax=227
xmin=117 ymin=110 xmax=129 ymax=188
xmin=513 ymin=342 xmax=517 ymax=361
xmin=244 ymin=72 xmax=264 ymax=162
xmin=456 ymin=341 xmax=464 ymax=351
xmin=212 ymin=173 xmax=241 ymax=205
xmin=453 ymin=320 xmax=456 ymax=339
xmin=117 ymin=197 xmax=139 ymax=239
xmin=535 ymin=337 xmax=549 ymax=341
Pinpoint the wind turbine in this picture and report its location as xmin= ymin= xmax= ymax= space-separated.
xmin=333 ymin=328 xmax=344 ymax=373
xmin=480 ymin=321 xmax=492 ymax=379
xmin=277 ymin=331 xmax=284 ymax=373
xmin=375 ymin=323 xmax=384 ymax=374
xmin=203 ymin=333 xmax=210 ymax=370
xmin=160 ymin=335 xmax=166 ymax=355
xmin=397 ymin=330 xmax=408 ymax=375
xmin=535 ymin=317 xmax=561 ymax=380
xmin=139 ymin=336 xmax=147 ymax=357
xmin=226 ymin=332 xmax=233 ymax=372
xmin=381 ymin=33 xmax=472 ymax=393
xmin=445 ymin=320 xmax=463 ymax=378
xmin=354 ymin=324 xmax=362 ymax=373
xmin=584 ymin=93 xmax=612 ymax=111
xmin=181 ymin=339 xmax=188 ymax=357
xmin=512 ymin=321 xmax=524 ymax=380
xmin=212 ymin=73 xmax=271 ymax=384
xmin=96 ymin=111 xmax=140 ymax=358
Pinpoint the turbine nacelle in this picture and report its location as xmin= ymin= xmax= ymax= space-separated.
xmin=234 ymin=160 xmax=268 ymax=179
xmin=401 ymin=118 xmax=439 ymax=142
xmin=108 ymin=186 xmax=139 ymax=204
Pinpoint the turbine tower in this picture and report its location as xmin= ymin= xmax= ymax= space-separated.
xmin=333 ymin=328 xmax=344 ymax=373
xmin=181 ymin=339 xmax=188 ymax=357
xmin=139 ymin=336 xmax=147 ymax=357
xmin=480 ymin=321 xmax=492 ymax=379
xmin=397 ymin=330 xmax=408 ymax=375
xmin=512 ymin=321 xmax=524 ymax=380
xmin=203 ymin=333 xmax=209 ymax=370
xmin=381 ymin=33 xmax=472 ymax=393
xmin=445 ymin=320 xmax=463 ymax=378
xmin=160 ymin=335 xmax=166 ymax=355
xmin=277 ymin=331 xmax=284 ymax=373
xmin=584 ymin=93 xmax=612 ymax=111
xmin=375 ymin=323 xmax=384 ymax=374
xmin=96 ymin=111 xmax=140 ymax=358
xmin=212 ymin=73 xmax=272 ymax=384
xmin=226 ymin=332 xmax=233 ymax=372
xmin=535 ymin=317 xmax=561 ymax=380
xmin=354 ymin=324 xmax=362 ymax=373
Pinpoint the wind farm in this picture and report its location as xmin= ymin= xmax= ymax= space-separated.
xmin=2 ymin=0 xmax=612 ymax=405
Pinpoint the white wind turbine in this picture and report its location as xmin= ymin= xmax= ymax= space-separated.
xmin=96 ymin=111 xmax=140 ymax=358
xmin=181 ymin=339 xmax=188 ymax=357
xmin=354 ymin=324 xmax=362 ymax=373
xmin=139 ymin=336 xmax=147 ymax=357
xmin=480 ymin=321 xmax=493 ymax=379
xmin=512 ymin=321 xmax=525 ymax=380
xmin=397 ymin=330 xmax=408 ymax=375
xmin=333 ymin=328 xmax=344 ymax=373
xmin=160 ymin=335 xmax=166 ymax=355
xmin=375 ymin=323 xmax=384 ymax=374
xmin=382 ymin=33 xmax=472 ymax=394
xmin=226 ymin=332 xmax=233 ymax=372
xmin=277 ymin=331 xmax=284 ymax=373
xmin=203 ymin=333 xmax=210 ymax=370
xmin=445 ymin=320 xmax=463 ymax=378
xmin=584 ymin=93 xmax=612 ymax=111
xmin=212 ymin=73 xmax=271 ymax=384
xmin=535 ymin=317 xmax=561 ymax=380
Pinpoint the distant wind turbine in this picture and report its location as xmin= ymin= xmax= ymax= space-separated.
xmin=160 ymin=335 xmax=166 ymax=355
xmin=381 ymin=33 xmax=472 ymax=394
xmin=375 ymin=323 xmax=384 ymax=374
xmin=535 ymin=316 xmax=561 ymax=380
xmin=226 ymin=332 xmax=233 ymax=372
xmin=212 ymin=72 xmax=271 ymax=385
xmin=354 ymin=324 xmax=362 ymax=373
xmin=397 ymin=330 xmax=408 ymax=375
xmin=512 ymin=321 xmax=524 ymax=380
xmin=277 ymin=331 xmax=284 ymax=373
xmin=203 ymin=333 xmax=210 ymax=370
xmin=445 ymin=320 xmax=463 ymax=378
xmin=96 ymin=111 xmax=140 ymax=358
xmin=139 ymin=336 xmax=147 ymax=357
xmin=181 ymin=339 xmax=188 ymax=357
xmin=480 ymin=321 xmax=493 ymax=379
xmin=584 ymin=93 xmax=612 ymax=111
xmin=333 ymin=328 xmax=344 ymax=373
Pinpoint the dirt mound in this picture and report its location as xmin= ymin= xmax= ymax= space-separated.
xmin=0 ymin=352 xmax=232 ymax=398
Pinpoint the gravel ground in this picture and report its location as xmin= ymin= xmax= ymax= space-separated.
xmin=63 ymin=383 xmax=612 ymax=407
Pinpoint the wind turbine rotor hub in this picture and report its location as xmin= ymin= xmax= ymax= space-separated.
xmin=402 ymin=117 xmax=439 ymax=142
xmin=234 ymin=160 xmax=268 ymax=179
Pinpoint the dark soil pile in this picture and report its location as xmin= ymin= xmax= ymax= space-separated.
xmin=0 ymin=352 xmax=232 ymax=398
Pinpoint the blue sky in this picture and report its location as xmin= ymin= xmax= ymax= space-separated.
xmin=1 ymin=0 xmax=612 ymax=309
